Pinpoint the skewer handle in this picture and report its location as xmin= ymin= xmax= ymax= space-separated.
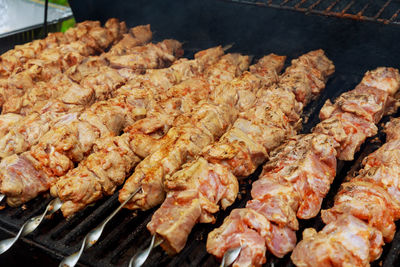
xmin=59 ymin=187 xmax=142 ymax=267
xmin=0 ymin=198 xmax=62 ymax=255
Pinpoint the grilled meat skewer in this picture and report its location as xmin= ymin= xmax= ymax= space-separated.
xmin=3 ymin=24 xmax=153 ymax=116
xmin=52 ymin=54 xmax=282 ymax=217
xmin=0 ymin=24 xmax=152 ymax=150
xmin=118 ymin=54 xmax=292 ymax=211
xmin=0 ymin=38 xmax=183 ymax=159
xmin=207 ymin=67 xmax=400 ymax=266
xmin=0 ymin=20 xmax=117 ymax=77
xmin=0 ymin=19 xmax=127 ymax=109
xmin=0 ymin=46 xmax=230 ymax=207
xmin=146 ymin=50 xmax=334 ymax=256
xmin=292 ymin=117 xmax=400 ymax=267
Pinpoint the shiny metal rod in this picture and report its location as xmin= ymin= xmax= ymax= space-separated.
xmin=0 ymin=197 xmax=62 ymax=254
xmin=60 ymin=187 xmax=142 ymax=267
xmin=0 ymin=194 xmax=5 ymax=203
xmin=128 ymin=234 xmax=163 ymax=267
xmin=220 ymin=246 xmax=242 ymax=267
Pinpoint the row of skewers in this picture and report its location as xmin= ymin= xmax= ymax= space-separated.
xmin=0 ymin=19 xmax=400 ymax=267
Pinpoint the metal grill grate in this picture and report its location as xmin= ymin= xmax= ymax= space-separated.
xmin=221 ymin=0 xmax=400 ymax=25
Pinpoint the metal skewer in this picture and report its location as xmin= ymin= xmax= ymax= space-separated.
xmin=0 ymin=193 xmax=5 ymax=203
xmin=128 ymin=237 xmax=240 ymax=267
xmin=0 ymin=197 xmax=62 ymax=254
xmin=219 ymin=246 xmax=242 ymax=267
xmin=128 ymin=234 xmax=163 ymax=267
xmin=60 ymin=186 xmax=142 ymax=267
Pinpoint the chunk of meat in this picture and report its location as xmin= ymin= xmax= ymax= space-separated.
xmin=322 ymin=180 xmax=400 ymax=242
xmin=291 ymin=215 xmax=384 ymax=267
xmin=314 ymin=112 xmax=377 ymax=161
xmin=255 ymin=133 xmax=338 ymax=219
xmin=207 ymin=209 xmax=270 ymax=267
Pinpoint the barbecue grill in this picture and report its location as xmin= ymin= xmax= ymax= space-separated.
xmin=1 ymin=0 xmax=400 ymax=266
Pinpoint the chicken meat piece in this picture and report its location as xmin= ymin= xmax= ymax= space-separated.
xmin=314 ymin=111 xmax=378 ymax=161
xmin=119 ymin=102 xmax=238 ymax=210
xmin=208 ymin=65 xmax=400 ymax=266
xmin=0 ymin=19 xmax=128 ymax=107
xmin=255 ymin=133 xmax=338 ymax=219
xmin=316 ymin=67 xmax=400 ymax=160
xmin=321 ymin=180 xmax=400 ymax=242
xmin=148 ymin=157 xmax=238 ymax=254
xmin=150 ymin=51 xmax=334 ymax=257
xmin=0 ymin=39 xmax=184 ymax=159
xmin=207 ymin=209 xmax=271 ymax=267
xmin=291 ymin=215 xmax=384 ymax=267
xmin=106 ymin=39 xmax=183 ymax=70
xmin=12 ymin=47 xmax=228 ymax=209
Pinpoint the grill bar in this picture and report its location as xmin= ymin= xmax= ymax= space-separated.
xmin=221 ymin=0 xmax=400 ymax=25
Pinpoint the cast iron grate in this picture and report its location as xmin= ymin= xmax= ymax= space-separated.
xmin=220 ymin=0 xmax=400 ymax=25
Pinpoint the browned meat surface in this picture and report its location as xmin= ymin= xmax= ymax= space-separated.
xmin=146 ymin=55 xmax=286 ymax=254
xmin=0 ymin=39 xmax=184 ymax=159
xmin=143 ymin=50 xmax=334 ymax=258
xmin=0 ymin=41 xmax=196 ymax=207
xmin=0 ymin=19 xmax=128 ymax=108
xmin=0 ymin=46 xmax=226 ymax=208
xmin=208 ymin=66 xmax=400 ymax=266
xmin=315 ymin=68 xmax=400 ymax=160
xmin=292 ymin=215 xmax=384 ymax=267
xmin=292 ymin=118 xmax=400 ymax=266
xmin=51 ymin=49 xmax=238 ymax=217
xmin=2 ymin=24 xmax=152 ymax=115
xmin=118 ymin=55 xmax=250 ymax=210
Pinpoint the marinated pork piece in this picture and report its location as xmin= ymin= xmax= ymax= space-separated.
xmin=0 ymin=20 xmax=101 ymax=77
xmin=119 ymin=54 xmax=285 ymax=212
xmin=251 ymin=133 xmax=338 ymax=220
xmin=114 ymin=54 xmax=250 ymax=209
xmin=207 ymin=209 xmax=271 ymax=266
xmin=0 ymin=46 xmax=227 ymax=207
xmin=315 ymin=68 xmax=400 ymax=160
xmin=120 ymin=102 xmax=239 ymax=210
xmin=321 ymin=180 xmax=400 ymax=242
xmin=292 ymin=119 xmax=400 ymax=267
xmin=146 ymin=55 xmax=286 ymax=253
xmin=147 ymin=50 xmax=334 ymax=257
xmin=0 ymin=39 xmax=183 ymax=159
xmin=52 ymin=52 xmax=247 ymax=216
xmin=2 ymin=24 xmax=153 ymax=115
xmin=106 ymin=39 xmax=183 ymax=70
xmin=208 ymin=67 xmax=400 ymax=266
xmin=207 ymin=133 xmax=337 ymax=265
xmin=54 ymin=52 xmax=248 ymax=217
xmin=0 ymin=19 xmax=128 ymax=108
xmin=291 ymin=215 xmax=384 ymax=267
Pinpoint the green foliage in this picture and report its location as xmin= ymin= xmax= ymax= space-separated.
xmin=61 ymin=18 xmax=76 ymax=32
xmin=48 ymin=0 xmax=69 ymax=6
